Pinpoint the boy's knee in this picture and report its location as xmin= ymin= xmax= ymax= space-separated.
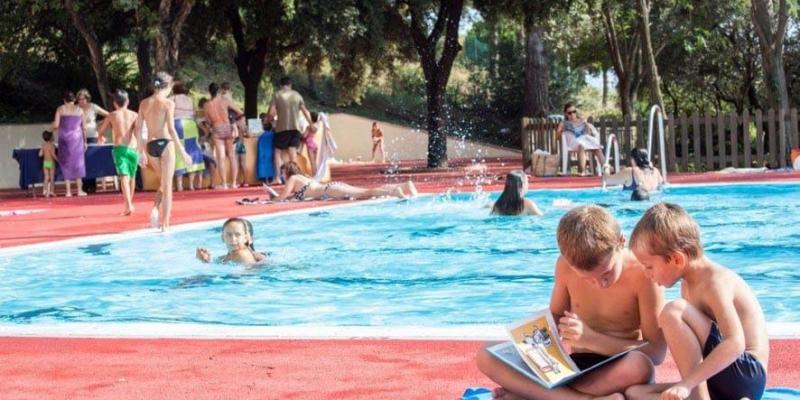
xmin=659 ymin=299 xmax=689 ymax=326
xmin=475 ymin=346 xmax=497 ymax=375
xmin=621 ymin=351 xmax=655 ymax=384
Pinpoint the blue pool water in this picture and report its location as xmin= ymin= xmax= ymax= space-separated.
xmin=1 ymin=183 xmax=799 ymax=327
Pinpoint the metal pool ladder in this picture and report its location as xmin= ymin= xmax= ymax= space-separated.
xmin=647 ymin=105 xmax=669 ymax=184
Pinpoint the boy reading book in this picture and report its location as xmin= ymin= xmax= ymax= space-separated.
xmin=476 ymin=205 xmax=666 ymax=400
xmin=625 ymin=203 xmax=768 ymax=400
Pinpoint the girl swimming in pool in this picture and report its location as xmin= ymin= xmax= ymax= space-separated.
xmin=196 ymin=218 xmax=267 ymax=265
xmin=491 ymin=170 xmax=543 ymax=216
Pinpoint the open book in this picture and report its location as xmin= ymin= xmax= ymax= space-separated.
xmin=487 ymin=309 xmax=648 ymax=389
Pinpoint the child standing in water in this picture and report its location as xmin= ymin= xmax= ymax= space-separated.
xmin=196 ymin=218 xmax=267 ymax=265
xmin=97 ymin=89 xmax=139 ymax=215
xmin=39 ymin=130 xmax=58 ymax=197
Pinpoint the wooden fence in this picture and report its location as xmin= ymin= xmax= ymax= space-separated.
xmin=522 ymin=109 xmax=800 ymax=173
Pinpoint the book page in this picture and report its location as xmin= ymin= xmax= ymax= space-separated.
xmin=506 ymin=310 xmax=579 ymax=385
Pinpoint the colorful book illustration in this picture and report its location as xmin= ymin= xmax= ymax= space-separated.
xmin=487 ymin=309 xmax=648 ymax=389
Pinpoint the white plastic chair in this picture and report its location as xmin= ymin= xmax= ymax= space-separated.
xmin=560 ymin=126 xmax=603 ymax=176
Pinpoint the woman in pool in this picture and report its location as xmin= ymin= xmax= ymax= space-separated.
xmin=266 ymin=161 xmax=418 ymax=201
xmin=491 ymin=170 xmax=543 ymax=216
xmin=602 ymin=148 xmax=663 ymax=200
xmin=196 ymin=217 xmax=267 ymax=265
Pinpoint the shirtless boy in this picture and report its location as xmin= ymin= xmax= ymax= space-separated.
xmin=203 ymin=82 xmax=239 ymax=189
xmin=477 ymin=205 xmax=666 ymax=400
xmin=626 ymin=203 xmax=768 ymax=400
xmin=97 ymin=89 xmax=138 ymax=215
xmin=134 ymin=72 xmax=191 ymax=230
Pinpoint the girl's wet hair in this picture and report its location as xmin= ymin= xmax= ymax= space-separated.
xmin=311 ymin=111 xmax=319 ymax=123
xmin=492 ymin=170 xmax=526 ymax=216
xmin=152 ymin=71 xmax=173 ymax=91
xmin=630 ymin=148 xmax=652 ymax=169
xmin=64 ymin=91 xmax=76 ymax=103
xmin=222 ymin=217 xmax=256 ymax=251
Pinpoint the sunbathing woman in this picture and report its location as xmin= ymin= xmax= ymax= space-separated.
xmin=491 ymin=170 xmax=543 ymax=216
xmin=265 ymin=161 xmax=418 ymax=201
xmin=196 ymin=217 xmax=267 ymax=265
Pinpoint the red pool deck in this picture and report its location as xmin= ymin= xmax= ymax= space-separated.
xmin=1 ymin=158 xmax=799 ymax=399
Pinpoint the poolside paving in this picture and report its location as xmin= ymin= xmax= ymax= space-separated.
xmin=1 ymin=158 xmax=799 ymax=398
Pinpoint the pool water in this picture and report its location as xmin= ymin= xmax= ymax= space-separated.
xmin=1 ymin=183 xmax=799 ymax=327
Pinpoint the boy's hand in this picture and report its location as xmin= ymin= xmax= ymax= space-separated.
xmin=182 ymin=150 xmax=192 ymax=166
xmin=558 ymin=311 xmax=595 ymax=349
xmin=660 ymin=383 xmax=690 ymax=400
xmin=196 ymin=247 xmax=211 ymax=263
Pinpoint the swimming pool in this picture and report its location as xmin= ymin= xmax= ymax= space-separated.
xmin=1 ymin=183 xmax=798 ymax=332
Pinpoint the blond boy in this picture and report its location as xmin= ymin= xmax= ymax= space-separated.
xmin=626 ymin=203 xmax=768 ymax=400
xmin=477 ymin=205 xmax=666 ymax=400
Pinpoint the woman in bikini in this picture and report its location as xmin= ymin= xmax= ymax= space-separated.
xmin=265 ymin=161 xmax=418 ymax=201
xmin=602 ymin=148 xmax=663 ymax=201
xmin=135 ymin=72 xmax=192 ymax=230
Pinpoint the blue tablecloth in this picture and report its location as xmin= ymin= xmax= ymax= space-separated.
xmin=12 ymin=145 xmax=116 ymax=189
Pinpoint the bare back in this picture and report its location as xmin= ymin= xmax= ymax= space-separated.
xmin=681 ymin=261 xmax=769 ymax=364
xmin=139 ymin=96 xmax=173 ymax=140
xmin=203 ymin=97 xmax=229 ymax=127
xmin=108 ymin=109 xmax=139 ymax=147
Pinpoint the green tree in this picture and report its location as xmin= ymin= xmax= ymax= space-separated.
xmin=388 ymin=0 xmax=466 ymax=168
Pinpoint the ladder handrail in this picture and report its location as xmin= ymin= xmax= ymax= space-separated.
xmin=602 ymin=134 xmax=621 ymax=189
xmin=647 ymin=105 xmax=669 ymax=184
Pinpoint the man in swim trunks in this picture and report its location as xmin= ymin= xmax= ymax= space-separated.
xmin=135 ymin=72 xmax=191 ymax=230
xmin=202 ymin=82 xmax=241 ymax=189
xmin=96 ymin=89 xmax=139 ymax=216
xmin=266 ymin=76 xmax=312 ymax=181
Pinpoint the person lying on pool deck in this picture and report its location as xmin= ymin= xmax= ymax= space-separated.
xmin=625 ymin=203 xmax=768 ymax=400
xmin=196 ymin=218 xmax=267 ymax=265
xmin=476 ymin=205 xmax=666 ymax=400
xmin=264 ymin=161 xmax=418 ymax=201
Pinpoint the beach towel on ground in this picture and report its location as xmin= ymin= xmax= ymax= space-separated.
xmin=763 ymin=387 xmax=800 ymax=399
xmin=461 ymin=387 xmax=492 ymax=400
xmin=174 ymin=118 xmax=205 ymax=175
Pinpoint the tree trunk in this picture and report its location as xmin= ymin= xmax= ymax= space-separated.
xmin=234 ymin=39 xmax=267 ymax=118
xmin=523 ymin=12 xmax=549 ymax=118
xmin=307 ymin=66 xmax=317 ymax=99
xmin=136 ymin=37 xmax=153 ymax=101
xmin=426 ymin=80 xmax=447 ymax=168
xmin=602 ymin=68 xmax=608 ymax=109
xmin=751 ymin=0 xmax=790 ymax=159
xmin=63 ymin=0 xmax=111 ymax=108
xmin=154 ymin=0 xmax=194 ymax=74
xmin=391 ymin=0 xmax=464 ymax=168
xmin=636 ymin=0 xmax=665 ymax=112
xmin=600 ymin=0 xmax=640 ymax=117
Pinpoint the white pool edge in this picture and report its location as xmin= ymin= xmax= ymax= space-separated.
xmin=1 ymin=322 xmax=798 ymax=340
